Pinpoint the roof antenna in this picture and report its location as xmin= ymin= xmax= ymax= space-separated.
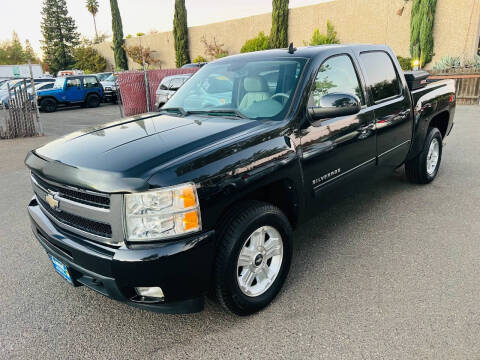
xmin=288 ymin=42 xmax=297 ymax=54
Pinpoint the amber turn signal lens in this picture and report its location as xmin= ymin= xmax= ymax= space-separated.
xmin=180 ymin=187 xmax=196 ymax=208
xmin=183 ymin=211 xmax=199 ymax=231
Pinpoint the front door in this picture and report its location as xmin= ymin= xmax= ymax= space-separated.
xmin=299 ymin=53 xmax=377 ymax=199
xmin=65 ymin=77 xmax=83 ymax=102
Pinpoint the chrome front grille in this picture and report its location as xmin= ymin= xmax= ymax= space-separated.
xmin=31 ymin=173 xmax=123 ymax=246
xmin=31 ymin=173 xmax=110 ymax=208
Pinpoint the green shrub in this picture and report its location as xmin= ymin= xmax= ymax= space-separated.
xmin=304 ymin=20 xmax=340 ymax=46
xmin=193 ymin=55 xmax=207 ymax=63
xmin=240 ymin=32 xmax=271 ymax=53
xmin=397 ymin=56 xmax=412 ymax=70
xmin=433 ymin=56 xmax=461 ymax=71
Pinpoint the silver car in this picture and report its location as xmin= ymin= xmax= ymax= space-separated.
xmin=155 ymin=73 xmax=192 ymax=110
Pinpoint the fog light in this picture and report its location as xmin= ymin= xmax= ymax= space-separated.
xmin=135 ymin=286 xmax=164 ymax=300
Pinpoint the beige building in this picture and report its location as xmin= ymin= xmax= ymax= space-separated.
xmin=95 ymin=0 xmax=480 ymax=70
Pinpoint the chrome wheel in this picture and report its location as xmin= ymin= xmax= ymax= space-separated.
xmin=236 ymin=226 xmax=283 ymax=297
xmin=426 ymin=138 xmax=440 ymax=175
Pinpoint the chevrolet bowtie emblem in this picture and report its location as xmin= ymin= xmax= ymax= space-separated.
xmin=45 ymin=193 xmax=59 ymax=210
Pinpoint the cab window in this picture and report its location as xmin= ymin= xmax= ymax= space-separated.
xmin=311 ymin=54 xmax=365 ymax=106
xmin=83 ymin=77 xmax=99 ymax=88
xmin=360 ymin=51 xmax=401 ymax=102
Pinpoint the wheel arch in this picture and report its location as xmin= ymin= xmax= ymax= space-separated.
xmin=215 ymin=177 xmax=301 ymax=232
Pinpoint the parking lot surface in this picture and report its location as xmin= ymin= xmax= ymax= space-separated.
xmin=1 ymin=105 xmax=479 ymax=359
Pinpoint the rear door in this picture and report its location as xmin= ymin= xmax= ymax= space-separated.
xmin=358 ymin=51 xmax=413 ymax=166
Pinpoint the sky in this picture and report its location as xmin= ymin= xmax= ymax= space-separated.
xmin=1 ymin=0 xmax=330 ymax=55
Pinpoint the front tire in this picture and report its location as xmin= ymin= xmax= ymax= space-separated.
xmin=86 ymin=94 xmax=101 ymax=108
xmin=40 ymin=98 xmax=56 ymax=113
xmin=405 ymin=127 xmax=443 ymax=184
xmin=214 ymin=201 xmax=292 ymax=315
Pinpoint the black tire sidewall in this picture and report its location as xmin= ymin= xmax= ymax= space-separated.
xmin=420 ymin=128 xmax=443 ymax=182
xmin=41 ymin=98 xmax=56 ymax=112
xmin=87 ymin=95 xmax=100 ymax=108
xmin=219 ymin=206 xmax=292 ymax=315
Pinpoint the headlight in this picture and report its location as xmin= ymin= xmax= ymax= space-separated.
xmin=124 ymin=182 xmax=201 ymax=242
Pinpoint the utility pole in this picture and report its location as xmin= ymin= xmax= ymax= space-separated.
xmin=28 ymin=60 xmax=43 ymax=135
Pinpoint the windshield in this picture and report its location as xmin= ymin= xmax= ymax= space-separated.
xmin=104 ymin=74 xmax=117 ymax=82
xmin=165 ymin=57 xmax=307 ymax=120
xmin=53 ymin=78 xmax=66 ymax=89
xmin=96 ymin=73 xmax=111 ymax=81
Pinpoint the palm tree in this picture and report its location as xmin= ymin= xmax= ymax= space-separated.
xmin=86 ymin=0 xmax=99 ymax=41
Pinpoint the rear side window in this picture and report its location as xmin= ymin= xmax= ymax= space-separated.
xmin=360 ymin=51 xmax=401 ymax=102
xmin=83 ymin=77 xmax=99 ymax=88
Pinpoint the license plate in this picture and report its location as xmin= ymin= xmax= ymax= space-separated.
xmin=49 ymin=255 xmax=73 ymax=284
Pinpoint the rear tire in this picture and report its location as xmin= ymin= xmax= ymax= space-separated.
xmin=405 ymin=127 xmax=443 ymax=184
xmin=86 ymin=94 xmax=101 ymax=108
xmin=40 ymin=98 xmax=57 ymax=113
xmin=214 ymin=201 xmax=292 ymax=316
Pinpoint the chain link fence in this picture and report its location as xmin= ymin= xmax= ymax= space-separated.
xmin=117 ymin=68 xmax=198 ymax=117
xmin=0 ymin=79 xmax=42 ymax=139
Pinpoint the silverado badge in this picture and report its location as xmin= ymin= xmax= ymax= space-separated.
xmin=45 ymin=193 xmax=59 ymax=210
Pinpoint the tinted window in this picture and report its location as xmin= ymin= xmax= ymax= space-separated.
xmin=312 ymin=55 xmax=365 ymax=106
xmin=40 ymin=83 xmax=53 ymax=90
xmin=83 ymin=77 xmax=99 ymax=88
xmin=360 ymin=52 xmax=401 ymax=102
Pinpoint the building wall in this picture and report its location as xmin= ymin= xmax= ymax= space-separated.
xmin=95 ymin=0 xmax=480 ymax=71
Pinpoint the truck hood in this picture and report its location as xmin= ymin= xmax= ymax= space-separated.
xmin=26 ymin=113 xmax=264 ymax=192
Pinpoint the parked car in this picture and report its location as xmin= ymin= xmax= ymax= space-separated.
xmin=37 ymin=75 xmax=103 ymax=112
xmin=181 ymin=62 xmax=208 ymax=69
xmin=95 ymin=72 xmax=113 ymax=82
xmin=1 ymin=80 xmax=55 ymax=108
xmin=100 ymin=73 xmax=119 ymax=103
xmin=154 ymin=73 xmax=192 ymax=109
xmin=25 ymin=44 xmax=455 ymax=315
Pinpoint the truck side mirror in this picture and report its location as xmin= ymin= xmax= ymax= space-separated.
xmin=307 ymin=93 xmax=361 ymax=121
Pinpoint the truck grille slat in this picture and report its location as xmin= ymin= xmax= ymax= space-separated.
xmin=31 ymin=173 xmax=115 ymax=243
xmin=38 ymin=197 xmax=112 ymax=238
xmin=32 ymin=173 xmax=110 ymax=208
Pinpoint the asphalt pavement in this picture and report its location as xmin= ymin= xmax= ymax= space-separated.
xmin=0 ymin=105 xmax=479 ymax=359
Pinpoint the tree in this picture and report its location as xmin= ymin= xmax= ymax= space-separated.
xmin=9 ymin=32 xmax=26 ymax=64
xmin=304 ymin=21 xmax=340 ymax=46
xmin=110 ymin=0 xmax=128 ymax=70
xmin=270 ymin=0 xmax=289 ymax=49
xmin=123 ymin=45 xmax=160 ymax=68
xmin=86 ymin=0 xmax=99 ymax=41
xmin=73 ymin=42 xmax=107 ymax=73
xmin=200 ymin=36 xmax=228 ymax=60
xmin=24 ymin=40 xmax=39 ymax=62
xmin=240 ymin=32 xmax=271 ymax=53
xmin=173 ymin=0 xmax=190 ymax=67
xmin=41 ymin=0 xmax=80 ymax=75
xmin=410 ymin=0 xmax=437 ymax=66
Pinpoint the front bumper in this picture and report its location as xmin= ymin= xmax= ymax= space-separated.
xmin=28 ymin=198 xmax=216 ymax=314
xmin=103 ymin=91 xmax=117 ymax=100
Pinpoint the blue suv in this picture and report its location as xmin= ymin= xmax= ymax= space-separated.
xmin=37 ymin=75 xmax=103 ymax=112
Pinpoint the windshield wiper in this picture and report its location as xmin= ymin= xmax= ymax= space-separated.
xmin=191 ymin=109 xmax=247 ymax=119
xmin=160 ymin=107 xmax=189 ymax=116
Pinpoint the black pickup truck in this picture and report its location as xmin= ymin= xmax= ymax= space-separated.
xmin=26 ymin=45 xmax=455 ymax=315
